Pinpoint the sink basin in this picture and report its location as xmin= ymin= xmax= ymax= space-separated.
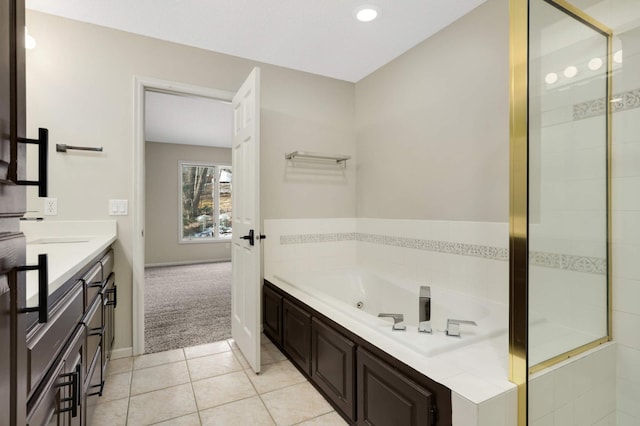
xmin=28 ymin=237 xmax=90 ymax=245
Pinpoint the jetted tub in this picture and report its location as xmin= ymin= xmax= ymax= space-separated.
xmin=274 ymin=267 xmax=508 ymax=358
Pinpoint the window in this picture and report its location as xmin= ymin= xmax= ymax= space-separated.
xmin=179 ymin=161 xmax=232 ymax=242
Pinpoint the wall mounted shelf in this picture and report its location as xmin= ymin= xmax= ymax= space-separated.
xmin=285 ymin=151 xmax=351 ymax=165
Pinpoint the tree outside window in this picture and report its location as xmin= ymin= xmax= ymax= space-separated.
xmin=180 ymin=162 xmax=232 ymax=241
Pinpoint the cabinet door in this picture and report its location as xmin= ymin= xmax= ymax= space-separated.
xmin=262 ymin=284 xmax=282 ymax=346
xmin=282 ymin=299 xmax=311 ymax=375
xmin=61 ymin=327 xmax=84 ymax=426
xmin=311 ymin=318 xmax=355 ymax=422
xmin=357 ymin=348 xmax=433 ymax=426
xmin=27 ymin=326 xmax=85 ymax=426
xmin=102 ymin=272 xmax=116 ymax=371
xmin=1 ymin=0 xmax=27 ymax=424
xmin=25 ymin=355 xmax=65 ymax=426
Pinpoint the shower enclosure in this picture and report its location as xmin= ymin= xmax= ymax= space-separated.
xmin=509 ymin=0 xmax=623 ymax=424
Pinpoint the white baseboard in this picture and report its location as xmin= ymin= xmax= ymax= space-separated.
xmin=111 ymin=347 xmax=134 ymax=359
xmin=145 ymin=258 xmax=231 ymax=268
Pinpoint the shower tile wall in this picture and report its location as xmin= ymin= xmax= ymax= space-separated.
xmin=355 ymin=219 xmax=510 ymax=304
xmin=529 ymin=342 xmax=617 ymax=426
xmin=612 ymin=27 xmax=640 ymax=426
xmin=264 ymin=218 xmax=510 ymax=304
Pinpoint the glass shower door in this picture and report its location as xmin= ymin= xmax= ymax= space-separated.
xmin=528 ymin=0 xmax=610 ymax=371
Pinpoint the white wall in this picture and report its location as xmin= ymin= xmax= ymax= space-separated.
xmin=144 ymin=141 xmax=231 ymax=266
xmin=25 ymin=10 xmax=357 ymax=351
xmin=354 ymin=0 xmax=509 ymax=222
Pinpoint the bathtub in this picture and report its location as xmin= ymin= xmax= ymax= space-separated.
xmin=274 ymin=267 xmax=508 ymax=358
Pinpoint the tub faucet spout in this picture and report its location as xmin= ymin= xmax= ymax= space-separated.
xmin=418 ymin=286 xmax=432 ymax=333
xmin=378 ymin=313 xmax=406 ymax=331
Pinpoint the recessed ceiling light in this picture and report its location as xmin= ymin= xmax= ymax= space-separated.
xmin=545 ymin=72 xmax=558 ymax=84
xmin=563 ymin=65 xmax=578 ymax=78
xmin=613 ymin=50 xmax=623 ymax=64
xmin=355 ymin=6 xmax=379 ymax=22
xmin=588 ymin=57 xmax=603 ymax=71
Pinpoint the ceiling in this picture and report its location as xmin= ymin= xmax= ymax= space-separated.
xmin=25 ymin=0 xmax=486 ymax=148
xmin=25 ymin=0 xmax=485 ymax=83
xmin=144 ymin=92 xmax=233 ymax=148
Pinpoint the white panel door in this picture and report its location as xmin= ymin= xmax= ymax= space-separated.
xmin=231 ymin=67 xmax=261 ymax=374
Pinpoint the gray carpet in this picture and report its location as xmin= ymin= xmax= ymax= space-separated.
xmin=144 ymin=262 xmax=231 ymax=354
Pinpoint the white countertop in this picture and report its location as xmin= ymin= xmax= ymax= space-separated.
xmin=267 ymin=275 xmax=516 ymax=406
xmin=21 ymin=221 xmax=117 ymax=306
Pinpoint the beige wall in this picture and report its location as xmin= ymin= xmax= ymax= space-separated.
xmin=144 ymin=142 xmax=232 ymax=266
xmin=25 ymin=10 xmax=356 ymax=351
xmin=354 ymin=0 xmax=509 ymax=222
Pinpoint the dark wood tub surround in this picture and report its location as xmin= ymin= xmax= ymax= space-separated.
xmin=263 ymin=279 xmax=452 ymax=426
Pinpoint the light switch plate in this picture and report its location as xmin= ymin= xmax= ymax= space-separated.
xmin=44 ymin=198 xmax=57 ymax=216
xmin=109 ymin=199 xmax=128 ymax=216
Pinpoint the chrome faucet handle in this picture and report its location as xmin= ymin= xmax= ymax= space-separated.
xmin=418 ymin=321 xmax=432 ymax=333
xmin=378 ymin=313 xmax=407 ymax=331
xmin=446 ymin=319 xmax=477 ymax=337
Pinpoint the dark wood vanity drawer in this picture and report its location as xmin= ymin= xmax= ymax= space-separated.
xmin=27 ymin=285 xmax=84 ymax=397
xmin=25 ymin=351 xmax=65 ymax=426
xmin=81 ymin=295 xmax=103 ymax=372
xmin=100 ymin=249 xmax=114 ymax=280
xmin=82 ymin=262 xmax=102 ymax=310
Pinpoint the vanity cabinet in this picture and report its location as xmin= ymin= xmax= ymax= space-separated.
xmin=311 ymin=317 xmax=356 ymax=422
xmin=27 ymin=325 xmax=85 ymax=426
xmin=263 ymin=280 xmax=451 ymax=425
xmin=263 ymin=284 xmax=282 ymax=346
xmin=26 ymin=285 xmax=84 ymax=398
xmin=1 ymin=0 xmax=28 ymax=424
xmin=282 ymin=299 xmax=312 ymax=375
xmin=25 ymin=247 xmax=115 ymax=426
xmin=357 ymin=348 xmax=434 ymax=426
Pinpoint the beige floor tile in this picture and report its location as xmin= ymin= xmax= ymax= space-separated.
xmin=89 ymin=397 xmax=128 ymax=426
xmin=247 ymin=360 xmax=306 ymax=394
xmin=297 ymin=411 xmax=349 ymax=425
xmin=232 ymin=348 xmax=251 ymax=369
xmin=127 ymin=383 xmax=197 ymax=425
xmin=226 ymin=338 xmax=239 ymax=350
xmin=97 ymin=371 xmax=131 ymax=404
xmin=187 ymin=351 xmax=242 ymax=381
xmin=192 ymin=370 xmax=257 ymax=410
xmin=184 ymin=341 xmax=231 ymax=359
xmin=261 ymin=382 xmax=333 ymax=425
xmin=151 ymin=412 xmax=201 ymax=425
xmin=199 ymin=396 xmax=275 ymax=426
xmin=134 ymin=348 xmax=185 ymax=370
xmin=131 ymin=361 xmax=190 ymax=396
xmin=262 ymin=342 xmax=287 ymax=365
xmin=260 ymin=334 xmax=271 ymax=345
xmin=106 ymin=357 xmax=133 ymax=376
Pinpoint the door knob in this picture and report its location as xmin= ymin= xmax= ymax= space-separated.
xmin=240 ymin=229 xmax=255 ymax=246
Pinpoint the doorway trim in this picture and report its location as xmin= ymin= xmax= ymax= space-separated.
xmin=133 ymin=76 xmax=235 ymax=355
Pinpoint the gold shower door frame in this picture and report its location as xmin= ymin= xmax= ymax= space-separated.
xmin=509 ymin=0 xmax=613 ymax=424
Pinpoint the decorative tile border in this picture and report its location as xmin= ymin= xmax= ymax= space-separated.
xmin=280 ymin=232 xmax=356 ymax=245
xmin=573 ymin=88 xmax=640 ymax=120
xmin=279 ymin=232 xmax=606 ymax=275
xmin=356 ymin=232 xmax=509 ymax=261
xmin=529 ymin=251 xmax=606 ymax=275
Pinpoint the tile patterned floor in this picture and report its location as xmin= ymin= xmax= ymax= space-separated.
xmin=92 ymin=336 xmax=348 ymax=425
